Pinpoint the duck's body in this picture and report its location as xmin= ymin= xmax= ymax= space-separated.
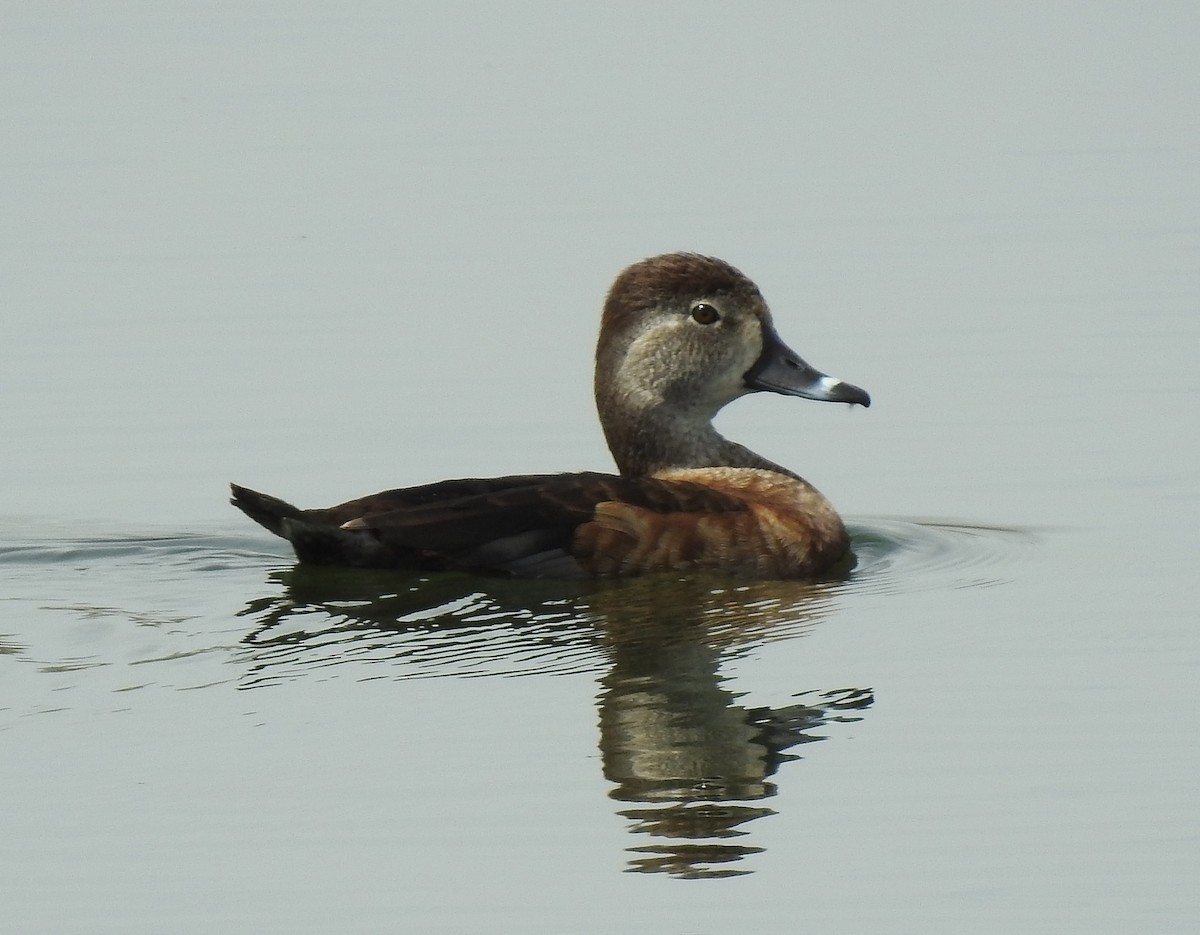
xmin=231 ymin=253 xmax=869 ymax=579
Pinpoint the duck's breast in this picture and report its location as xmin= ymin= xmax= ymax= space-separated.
xmin=575 ymin=467 xmax=850 ymax=578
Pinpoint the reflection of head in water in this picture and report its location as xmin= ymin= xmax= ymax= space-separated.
xmin=591 ymin=575 xmax=872 ymax=878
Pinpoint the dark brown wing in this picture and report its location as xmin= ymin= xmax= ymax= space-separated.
xmin=230 ymin=473 xmax=748 ymax=577
xmin=230 ymin=475 xmax=582 ymax=538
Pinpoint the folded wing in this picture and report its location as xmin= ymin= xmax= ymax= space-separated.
xmin=230 ymin=473 xmax=748 ymax=577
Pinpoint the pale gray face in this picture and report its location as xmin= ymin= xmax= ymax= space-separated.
xmin=608 ymin=290 xmax=869 ymax=420
xmin=611 ymin=292 xmax=772 ymax=420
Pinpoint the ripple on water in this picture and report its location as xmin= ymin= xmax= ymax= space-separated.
xmin=0 ymin=518 xmax=1037 ymax=708
xmin=2 ymin=520 xmax=1041 ymax=884
xmin=0 ymin=530 xmax=289 ymax=572
xmin=846 ymin=517 xmax=1038 ymax=595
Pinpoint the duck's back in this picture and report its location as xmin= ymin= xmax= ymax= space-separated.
xmin=230 ymin=468 xmax=849 ymax=579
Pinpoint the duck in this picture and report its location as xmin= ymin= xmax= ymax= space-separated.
xmin=231 ymin=253 xmax=869 ymax=579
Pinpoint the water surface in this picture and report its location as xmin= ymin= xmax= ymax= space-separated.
xmin=3 ymin=4 xmax=1198 ymax=933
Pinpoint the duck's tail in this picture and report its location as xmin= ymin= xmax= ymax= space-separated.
xmin=229 ymin=483 xmax=302 ymax=538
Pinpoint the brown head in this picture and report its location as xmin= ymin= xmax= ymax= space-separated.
xmin=594 ymin=253 xmax=869 ymax=476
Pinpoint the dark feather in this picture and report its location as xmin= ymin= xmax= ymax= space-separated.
xmin=230 ymin=473 xmax=748 ymax=577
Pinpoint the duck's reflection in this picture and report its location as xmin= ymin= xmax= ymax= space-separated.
xmin=238 ymin=567 xmax=872 ymax=878
xmin=588 ymin=578 xmax=871 ymax=877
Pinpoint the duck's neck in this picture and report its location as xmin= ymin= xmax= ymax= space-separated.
xmin=597 ymin=395 xmax=796 ymax=479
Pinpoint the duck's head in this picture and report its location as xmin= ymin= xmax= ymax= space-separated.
xmin=595 ymin=253 xmax=870 ymax=428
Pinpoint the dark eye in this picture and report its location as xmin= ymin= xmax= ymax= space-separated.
xmin=690 ymin=302 xmax=720 ymax=325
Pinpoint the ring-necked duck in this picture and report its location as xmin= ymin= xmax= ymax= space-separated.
xmin=231 ymin=253 xmax=869 ymax=578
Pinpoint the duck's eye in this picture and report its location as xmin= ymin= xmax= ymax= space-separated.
xmin=690 ymin=302 xmax=720 ymax=325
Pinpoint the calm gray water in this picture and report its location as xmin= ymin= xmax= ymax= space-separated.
xmin=3 ymin=4 xmax=1197 ymax=933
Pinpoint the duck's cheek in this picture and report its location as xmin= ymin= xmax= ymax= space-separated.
xmin=615 ymin=326 xmax=678 ymax=386
xmin=695 ymin=366 xmax=754 ymax=413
